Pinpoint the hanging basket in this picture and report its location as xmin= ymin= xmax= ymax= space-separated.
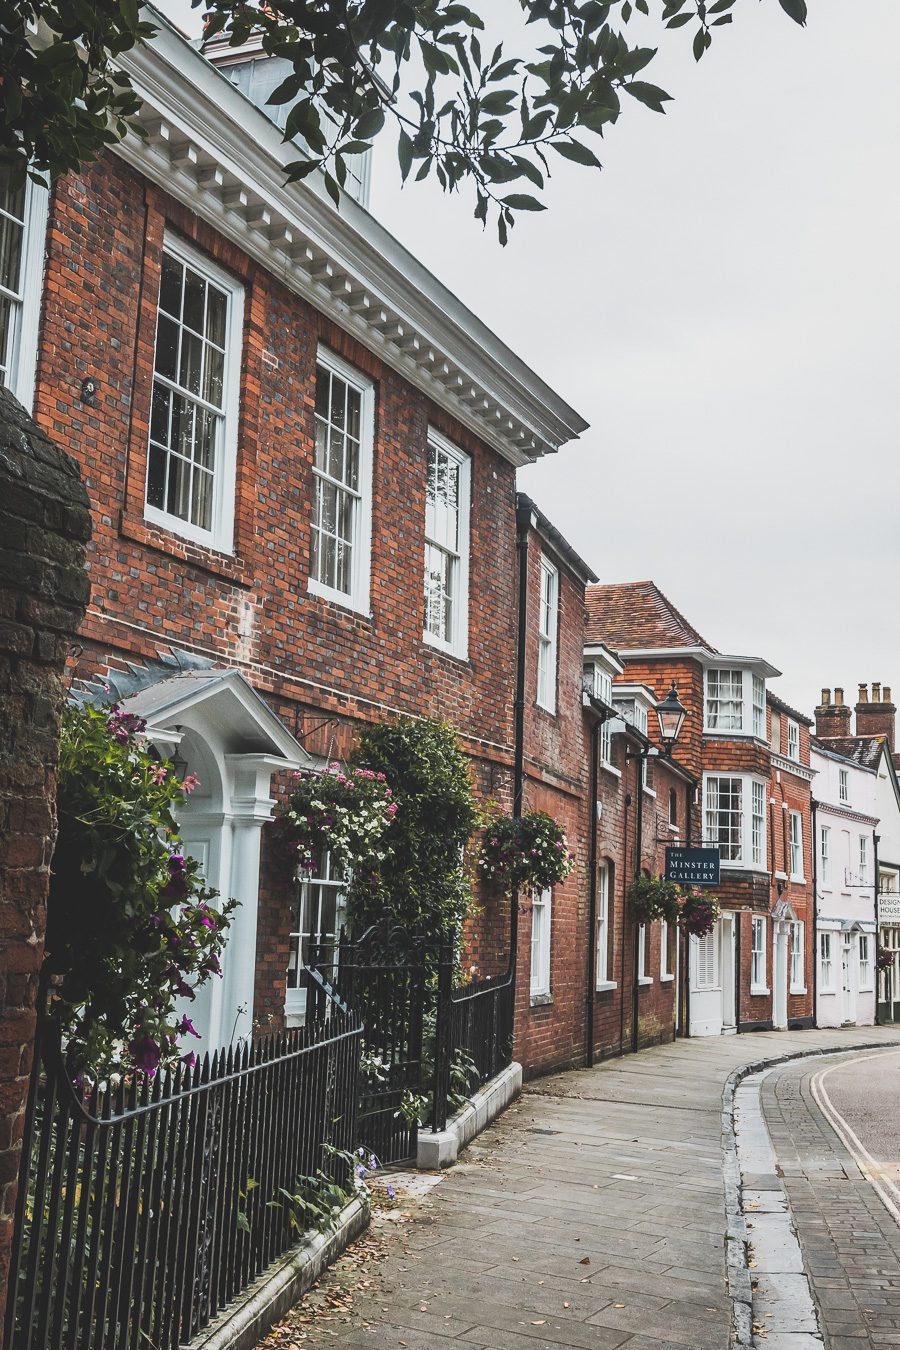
xmin=477 ymin=811 xmax=575 ymax=894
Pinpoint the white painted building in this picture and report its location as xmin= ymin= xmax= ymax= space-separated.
xmin=810 ymin=738 xmax=877 ymax=1027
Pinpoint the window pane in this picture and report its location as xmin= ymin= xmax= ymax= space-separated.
xmin=203 ymin=344 xmax=224 ymax=407
xmin=183 ymin=268 xmax=206 ymax=333
xmin=179 ymin=328 xmax=203 ymax=397
xmin=0 ymin=208 xmax=24 ymax=298
xmin=167 ymin=452 xmax=191 ymax=520
xmin=154 ymin=315 xmax=179 ymax=382
xmin=158 ymin=254 xmax=183 ymax=318
xmin=147 ymin=442 xmax=167 ymax=510
xmin=193 ymin=465 xmax=213 ymax=530
xmin=206 ymin=285 xmax=227 ymax=348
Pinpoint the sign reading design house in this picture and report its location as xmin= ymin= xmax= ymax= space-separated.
xmin=665 ymin=846 xmax=721 ymax=888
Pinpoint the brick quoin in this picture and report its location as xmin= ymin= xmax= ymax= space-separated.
xmin=0 ymin=388 xmax=91 ymax=1342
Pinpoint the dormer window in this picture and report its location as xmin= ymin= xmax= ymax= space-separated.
xmin=704 ymin=667 xmax=767 ymax=738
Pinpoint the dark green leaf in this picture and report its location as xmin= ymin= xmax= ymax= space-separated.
xmin=624 ymin=81 xmax=672 ymax=113
xmin=778 ymin=0 xmax=807 ymax=23
xmin=552 ymin=138 xmax=603 ymax=168
xmin=503 ymin=193 xmax=546 ymax=211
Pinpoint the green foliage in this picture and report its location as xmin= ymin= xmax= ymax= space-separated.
xmin=628 ymin=874 xmax=720 ymax=937
xmin=271 ymin=1144 xmax=373 ymax=1235
xmin=0 ymin=0 xmax=151 ymax=183
xmin=478 ymin=810 xmax=575 ymax=894
xmin=4 ymin=1 xmax=807 ymax=239
xmin=352 ymin=717 xmax=479 ymax=945
xmin=48 ymin=702 xmax=236 ymax=1076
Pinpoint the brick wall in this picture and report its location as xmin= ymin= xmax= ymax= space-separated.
xmin=0 ymin=388 xmax=91 ymax=1340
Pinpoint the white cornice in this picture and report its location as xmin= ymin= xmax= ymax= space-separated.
xmin=615 ymin=647 xmax=781 ymax=678
xmin=110 ymin=10 xmax=588 ymax=468
xmin=771 ymin=752 xmax=816 ymax=783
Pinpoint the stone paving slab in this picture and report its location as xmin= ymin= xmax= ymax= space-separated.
xmin=259 ymin=1026 xmax=900 ymax=1349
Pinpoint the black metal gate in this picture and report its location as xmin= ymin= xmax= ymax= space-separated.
xmin=317 ymin=927 xmax=429 ymax=1166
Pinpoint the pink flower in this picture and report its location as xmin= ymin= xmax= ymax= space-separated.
xmin=181 ymin=773 xmax=201 ymax=795
xmin=151 ymin=764 xmax=168 ymax=785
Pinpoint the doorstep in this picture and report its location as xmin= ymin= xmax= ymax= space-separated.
xmin=415 ymin=1060 xmax=522 ymax=1169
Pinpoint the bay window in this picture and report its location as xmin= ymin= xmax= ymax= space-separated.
xmin=704 ymin=666 xmax=768 ymax=737
xmin=310 ymin=348 xmax=374 ymax=610
xmin=423 ymin=430 xmax=470 ymax=656
xmin=704 ymin=774 xmax=767 ymax=869
xmin=147 ymin=238 xmax=243 ymax=551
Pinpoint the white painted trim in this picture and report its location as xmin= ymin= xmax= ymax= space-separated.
xmin=422 ymin=426 xmax=470 ymax=660
xmin=106 ymin=15 xmax=587 ymax=467
xmin=638 ymin=975 xmax=653 ymax=986
xmin=145 ymin=232 xmax=244 ymax=554
xmin=596 ymin=979 xmax=618 ymax=992
xmin=308 ymin=345 xmax=374 ymax=616
xmin=2 ymin=179 xmax=49 ymax=411
xmin=536 ymin=556 xmax=559 ymax=715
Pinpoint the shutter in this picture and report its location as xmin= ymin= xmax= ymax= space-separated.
xmin=695 ymin=931 xmax=717 ymax=990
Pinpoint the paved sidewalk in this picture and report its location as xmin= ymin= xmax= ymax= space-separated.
xmin=761 ymin=1051 xmax=900 ymax=1349
xmin=261 ymin=1026 xmax=900 ymax=1350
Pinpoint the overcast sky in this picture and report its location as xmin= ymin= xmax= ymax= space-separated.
xmin=161 ymin=0 xmax=900 ymax=720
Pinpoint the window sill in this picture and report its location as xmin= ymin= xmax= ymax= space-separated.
xmin=774 ymin=871 xmax=788 ymax=881
xmin=638 ymin=975 xmax=653 ymax=986
xmin=790 ymin=986 xmax=808 ymax=996
xmin=660 ymin=972 xmax=675 ymax=983
xmin=422 ymin=633 xmax=470 ymax=665
xmin=642 ymin=785 xmax=657 ymax=798
xmin=120 ymin=511 xmax=251 ymax=587
xmin=308 ymin=577 xmax=371 ymax=618
xmin=600 ymin=761 xmax=621 ymax=779
xmin=750 ymin=986 xmax=770 ymax=997
xmin=530 ymin=991 xmax=553 ymax=1008
xmin=596 ymin=979 xmax=618 ymax=993
xmin=534 ymin=700 xmax=557 ymax=720
xmin=790 ymin=876 xmax=806 ymax=885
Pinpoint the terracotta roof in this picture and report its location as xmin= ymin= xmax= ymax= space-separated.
xmin=585 ymin=581 xmax=713 ymax=651
xmin=812 ymin=735 xmax=886 ymax=770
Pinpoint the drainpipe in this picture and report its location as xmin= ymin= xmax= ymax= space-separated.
xmin=811 ymin=799 xmax=818 ymax=1027
xmin=631 ymin=751 xmax=644 ymax=1055
xmin=586 ymin=721 xmax=600 ymax=1068
xmin=619 ymin=788 xmax=630 ymax=1057
xmin=874 ymin=830 xmax=881 ymax=1024
xmin=684 ymin=783 xmax=692 ymax=1038
xmin=510 ymin=497 xmax=531 ymax=975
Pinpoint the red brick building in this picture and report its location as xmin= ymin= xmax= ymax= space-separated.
xmin=585 ymin=581 xmax=814 ymax=1036
xmin=0 ymin=17 xmax=588 ymax=1059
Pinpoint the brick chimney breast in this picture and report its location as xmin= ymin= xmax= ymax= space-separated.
xmin=815 ymin=685 xmax=852 ymax=739
xmin=855 ymin=679 xmax=896 ymax=751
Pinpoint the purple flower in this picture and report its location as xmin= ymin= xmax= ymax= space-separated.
xmin=179 ymin=1014 xmax=201 ymax=1039
xmin=129 ymin=1034 xmax=161 ymax=1075
xmin=182 ymin=1051 xmax=198 ymax=1069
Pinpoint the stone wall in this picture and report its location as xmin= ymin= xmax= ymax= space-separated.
xmin=0 ymin=387 xmax=90 ymax=1341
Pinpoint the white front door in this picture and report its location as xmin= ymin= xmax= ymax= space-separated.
xmin=690 ymin=922 xmax=725 ymax=1036
xmin=773 ymin=923 xmax=789 ymax=1029
xmin=720 ymin=915 xmax=736 ymax=1032
xmin=842 ymin=938 xmax=856 ymax=1024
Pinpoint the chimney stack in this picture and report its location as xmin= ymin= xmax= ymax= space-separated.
xmin=855 ymin=679 xmax=896 ymax=751
xmin=815 ymin=686 xmax=852 ymax=740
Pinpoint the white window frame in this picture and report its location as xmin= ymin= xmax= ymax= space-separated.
xmin=787 ymin=720 xmax=800 ymax=762
xmin=637 ymin=922 xmax=651 ymax=984
xmin=145 ymin=235 xmax=244 ymax=553
xmin=859 ymin=835 xmax=869 ymax=886
xmin=820 ymin=825 xmax=831 ymax=887
xmin=285 ymin=852 xmax=346 ymax=1018
xmin=660 ymin=917 xmax=674 ymax=981
xmin=0 ymin=176 xmax=48 ymax=411
xmin=838 ymin=768 xmax=849 ymax=803
xmin=536 ymin=556 xmax=559 ymax=714
xmin=790 ymin=920 xmax=805 ymax=992
xmin=308 ymin=345 xmax=374 ymax=614
xmin=753 ymin=676 xmax=766 ymax=739
xmin=703 ymin=773 xmax=767 ymax=871
xmin=530 ymin=887 xmax=552 ymax=1000
xmin=789 ymin=811 xmax=804 ymax=881
xmin=596 ymin=668 xmax=613 ymax=765
xmin=750 ymin=915 xmax=768 ymax=993
xmin=596 ymin=862 xmax=615 ymax=989
xmin=858 ymin=933 xmax=873 ymax=992
xmin=819 ymin=931 xmax=835 ymax=992
xmin=422 ymin=427 xmax=470 ymax=658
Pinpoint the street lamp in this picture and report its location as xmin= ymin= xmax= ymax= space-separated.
xmin=655 ymin=683 xmax=687 ymax=753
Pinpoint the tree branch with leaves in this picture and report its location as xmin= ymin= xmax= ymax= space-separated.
xmin=3 ymin=0 xmax=807 ymax=240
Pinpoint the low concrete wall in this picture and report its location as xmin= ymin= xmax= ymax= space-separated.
xmin=417 ymin=1060 xmax=523 ymax=1169
xmin=186 ymin=1192 xmax=369 ymax=1350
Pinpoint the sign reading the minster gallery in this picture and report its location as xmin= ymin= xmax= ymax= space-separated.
xmin=665 ymin=847 xmax=721 ymax=887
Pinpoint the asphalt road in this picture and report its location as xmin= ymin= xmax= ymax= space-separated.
xmin=816 ymin=1047 xmax=900 ymax=1189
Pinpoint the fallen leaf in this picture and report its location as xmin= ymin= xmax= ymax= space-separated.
xmin=579 ymin=1257 xmax=591 ymax=1265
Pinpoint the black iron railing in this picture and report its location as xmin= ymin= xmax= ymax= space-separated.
xmin=431 ymin=959 xmax=515 ymax=1132
xmin=5 ymin=975 xmax=361 ymax=1350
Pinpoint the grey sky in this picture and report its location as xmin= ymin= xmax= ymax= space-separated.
xmin=158 ymin=0 xmax=900 ymax=720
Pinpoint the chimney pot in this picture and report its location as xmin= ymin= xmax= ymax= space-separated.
xmin=873 ymin=682 xmax=882 ymax=702
xmin=835 ymin=687 xmax=844 ymax=706
xmin=821 ymin=688 xmax=831 ymax=705
xmin=886 ymin=686 xmax=893 ymax=704
xmin=858 ymin=683 xmax=869 ymax=703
